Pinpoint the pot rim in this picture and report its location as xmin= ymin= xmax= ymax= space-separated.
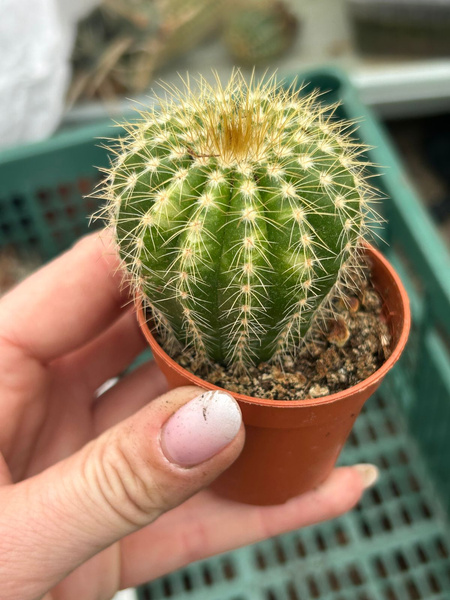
xmin=136 ymin=243 xmax=411 ymax=408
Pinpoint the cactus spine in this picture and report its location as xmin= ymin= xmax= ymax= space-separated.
xmin=100 ymin=72 xmax=379 ymax=371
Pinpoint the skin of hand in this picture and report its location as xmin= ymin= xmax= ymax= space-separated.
xmin=0 ymin=231 xmax=378 ymax=600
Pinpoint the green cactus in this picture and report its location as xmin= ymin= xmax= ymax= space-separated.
xmin=99 ymin=72 xmax=379 ymax=371
xmin=224 ymin=0 xmax=298 ymax=67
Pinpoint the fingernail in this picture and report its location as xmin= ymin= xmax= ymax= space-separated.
xmin=353 ymin=463 xmax=379 ymax=489
xmin=161 ymin=390 xmax=242 ymax=467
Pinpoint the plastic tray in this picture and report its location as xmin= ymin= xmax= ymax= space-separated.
xmin=1 ymin=67 xmax=449 ymax=599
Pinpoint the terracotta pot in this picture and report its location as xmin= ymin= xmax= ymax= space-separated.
xmin=137 ymin=244 xmax=410 ymax=505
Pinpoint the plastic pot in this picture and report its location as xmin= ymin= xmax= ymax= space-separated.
xmin=136 ymin=244 xmax=410 ymax=505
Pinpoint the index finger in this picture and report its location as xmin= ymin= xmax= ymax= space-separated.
xmin=0 ymin=230 xmax=130 ymax=363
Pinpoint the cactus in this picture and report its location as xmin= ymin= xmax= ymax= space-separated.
xmin=224 ymin=0 xmax=298 ymax=67
xmin=99 ymin=72 xmax=379 ymax=371
xmin=70 ymin=0 xmax=223 ymax=102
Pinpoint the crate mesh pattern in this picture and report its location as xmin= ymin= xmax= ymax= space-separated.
xmin=138 ymin=392 xmax=450 ymax=600
xmin=0 ymin=177 xmax=99 ymax=254
xmin=0 ymin=123 xmax=114 ymax=260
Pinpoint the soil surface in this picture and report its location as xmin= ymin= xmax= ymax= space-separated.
xmin=158 ymin=279 xmax=392 ymax=401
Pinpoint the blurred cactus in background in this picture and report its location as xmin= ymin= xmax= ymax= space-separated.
xmin=223 ymin=0 xmax=298 ymax=67
xmin=70 ymin=0 xmax=223 ymax=103
xmin=69 ymin=0 xmax=299 ymax=105
xmin=98 ymin=72 xmax=380 ymax=371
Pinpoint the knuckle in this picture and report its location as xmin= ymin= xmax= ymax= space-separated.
xmin=87 ymin=432 xmax=169 ymax=528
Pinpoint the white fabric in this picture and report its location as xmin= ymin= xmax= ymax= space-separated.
xmin=0 ymin=0 xmax=99 ymax=149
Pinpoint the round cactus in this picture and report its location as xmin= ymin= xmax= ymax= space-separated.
xmin=99 ymin=72 xmax=379 ymax=371
xmin=224 ymin=0 xmax=298 ymax=67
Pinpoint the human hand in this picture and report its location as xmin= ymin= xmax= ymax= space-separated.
xmin=0 ymin=232 xmax=377 ymax=600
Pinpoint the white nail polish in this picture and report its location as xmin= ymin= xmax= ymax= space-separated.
xmin=354 ymin=463 xmax=379 ymax=489
xmin=161 ymin=390 xmax=242 ymax=467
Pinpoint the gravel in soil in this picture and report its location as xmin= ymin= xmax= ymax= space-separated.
xmin=159 ymin=279 xmax=392 ymax=401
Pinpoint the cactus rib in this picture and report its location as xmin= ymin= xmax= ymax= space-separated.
xmin=98 ymin=71 xmax=381 ymax=371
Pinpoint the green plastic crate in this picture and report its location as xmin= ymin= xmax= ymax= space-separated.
xmin=138 ymin=393 xmax=450 ymax=600
xmin=1 ymin=68 xmax=450 ymax=599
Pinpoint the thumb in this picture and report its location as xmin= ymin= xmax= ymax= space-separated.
xmin=0 ymin=387 xmax=244 ymax=598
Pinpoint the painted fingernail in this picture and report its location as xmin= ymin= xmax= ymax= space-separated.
xmin=353 ymin=463 xmax=379 ymax=489
xmin=161 ymin=390 xmax=242 ymax=467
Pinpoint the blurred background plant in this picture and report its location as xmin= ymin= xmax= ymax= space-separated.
xmin=69 ymin=0 xmax=299 ymax=105
xmin=69 ymin=0 xmax=227 ymax=103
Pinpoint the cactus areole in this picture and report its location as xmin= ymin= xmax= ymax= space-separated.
xmin=101 ymin=72 xmax=379 ymax=372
